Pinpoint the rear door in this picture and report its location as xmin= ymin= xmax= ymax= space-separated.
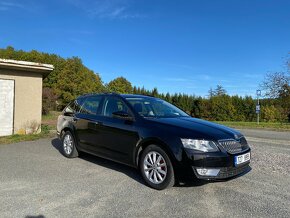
xmin=0 ymin=79 xmax=14 ymax=136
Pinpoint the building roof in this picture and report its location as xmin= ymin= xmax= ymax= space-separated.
xmin=0 ymin=58 xmax=54 ymax=78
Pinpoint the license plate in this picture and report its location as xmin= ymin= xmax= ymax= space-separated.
xmin=234 ymin=152 xmax=251 ymax=166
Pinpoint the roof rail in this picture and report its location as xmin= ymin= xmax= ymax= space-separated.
xmin=140 ymin=94 xmax=156 ymax=97
xmin=81 ymin=92 xmax=120 ymax=96
xmin=102 ymin=92 xmax=119 ymax=95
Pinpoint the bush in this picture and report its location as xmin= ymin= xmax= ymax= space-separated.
xmin=261 ymin=105 xmax=280 ymax=122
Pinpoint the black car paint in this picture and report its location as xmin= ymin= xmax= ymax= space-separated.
xmin=57 ymin=93 xmax=250 ymax=179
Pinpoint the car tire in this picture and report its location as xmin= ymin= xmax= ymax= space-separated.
xmin=140 ymin=144 xmax=175 ymax=190
xmin=61 ymin=131 xmax=79 ymax=158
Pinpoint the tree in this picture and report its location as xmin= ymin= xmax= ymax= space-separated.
xmin=209 ymin=95 xmax=236 ymax=121
xmin=55 ymin=57 xmax=104 ymax=107
xmin=260 ymin=72 xmax=290 ymax=121
xmin=208 ymin=88 xmax=214 ymax=98
xmin=107 ymin=77 xmax=133 ymax=94
xmin=42 ymin=87 xmax=58 ymax=114
xmin=278 ymin=84 xmax=290 ymax=121
xmin=214 ymin=85 xmax=227 ymax=96
xmin=260 ymin=72 xmax=289 ymax=98
xmin=261 ymin=105 xmax=280 ymax=122
xmin=151 ymin=88 xmax=158 ymax=97
xmin=208 ymin=85 xmax=227 ymax=97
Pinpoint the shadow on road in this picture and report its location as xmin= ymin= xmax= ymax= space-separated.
xmin=51 ymin=138 xmax=251 ymax=188
xmin=51 ymin=138 xmax=145 ymax=186
xmin=25 ymin=215 xmax=45 ymax=218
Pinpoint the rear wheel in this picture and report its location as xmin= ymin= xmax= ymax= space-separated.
xmin=61 ymin=131 xmax=79 ymax=158
xmin=140 ymin=144 xmax=175 ymax=190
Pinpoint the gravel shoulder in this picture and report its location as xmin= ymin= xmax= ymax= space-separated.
xmin=0 ymin=129 xmax=289 ymax=218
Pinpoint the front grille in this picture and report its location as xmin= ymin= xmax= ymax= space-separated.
xmin=217 ymin=164 xmax=250 ymax=179
xmin=218 ymin=137 xmax=249 ymax=154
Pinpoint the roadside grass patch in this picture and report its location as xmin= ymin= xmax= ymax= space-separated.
xmin=0 ymin=124 xmax=55 ymax=144
xmin=215 ymin=121 xmax=290 ymax=131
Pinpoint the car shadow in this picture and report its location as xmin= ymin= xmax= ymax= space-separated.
xmin=51 ymin=138 xmax=145 ymax=186
xmin=25 ymin=215 xmax=45 ymax=218
xmin=51 ymin=138 xmax=252 ymax=189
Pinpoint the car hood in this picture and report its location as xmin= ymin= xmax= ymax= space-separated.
xmin=150 ymin=117 xmax=243 ymax=141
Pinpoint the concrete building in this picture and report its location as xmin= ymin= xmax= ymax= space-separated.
xmin=0 ymin=59 xmax=54 ymax=136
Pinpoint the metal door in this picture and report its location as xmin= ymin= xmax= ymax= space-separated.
xmin=0 ymin=79 xmax=14 ymax=136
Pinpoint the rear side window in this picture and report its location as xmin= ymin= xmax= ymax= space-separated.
xmin=79 ymin=96 xmax=102 ymax=115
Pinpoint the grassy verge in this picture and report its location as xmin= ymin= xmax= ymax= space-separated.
xmin=0 ymin=111 xmax=60 ymax=145
xmin=215 ymin=121 xmax=290 ymax=131
xmin=0 ymin=124 xmax=55 ymax=145
xmin=42 ymin=111 xmax=61 ymax=123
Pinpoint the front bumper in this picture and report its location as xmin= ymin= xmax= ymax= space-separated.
xmin=192 ymin=163 xmax=250 ymax=180
xmin=184 ymin=148 xmax=251 ymax=180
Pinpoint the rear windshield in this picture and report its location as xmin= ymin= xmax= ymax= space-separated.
xmin=125 ymin=97 xmax=189 ymax=118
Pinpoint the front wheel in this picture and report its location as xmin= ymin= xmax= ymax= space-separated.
xmin=140 ymin=145 xmax=175 ymax=190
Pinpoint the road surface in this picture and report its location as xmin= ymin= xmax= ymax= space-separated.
xmin=0 ymin=129 xmax=289 ymax=217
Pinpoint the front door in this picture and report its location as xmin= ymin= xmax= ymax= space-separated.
xmin=96 ymin=96 xmax=139 ymax=165
xmin=0 ymin=79 xmax=14 ymax=136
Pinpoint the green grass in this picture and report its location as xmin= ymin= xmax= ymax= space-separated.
xmin=0 ymin=124 xmax=55 ymax=145
xmin=215 ymin=121 xmax=290 ymax=131
xmin=42 ymin=111 xmax=61 ymax=121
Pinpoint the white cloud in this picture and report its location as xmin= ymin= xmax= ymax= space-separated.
xmin=0 ymin=1 xmax=24 ymax=10
xmin=67 ymin=0 xmax=144 ymax=19
xmin=198 ymin=74 xmax=211 ymax=80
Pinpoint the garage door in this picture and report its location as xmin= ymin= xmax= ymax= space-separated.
xmin=0 ymin=79 xmax=14 ymax=136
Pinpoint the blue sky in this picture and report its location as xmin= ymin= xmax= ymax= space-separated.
xmin=1 ymin=0 xmax=290 ymax=97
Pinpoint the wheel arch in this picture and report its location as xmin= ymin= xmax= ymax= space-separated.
xmin=60 ymin=126 xmax=74 ymax=138
xmin=134 ymin=137 xmax=177 ymax=168
xmin=60 ymin=125 xmax=80 ymax=148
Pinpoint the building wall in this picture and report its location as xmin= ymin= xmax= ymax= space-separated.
xmin=0 ymin=69 xmax=43 ymax=134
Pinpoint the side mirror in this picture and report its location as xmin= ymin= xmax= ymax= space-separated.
xmin=112 ymin=111 xmax=133 ymax=120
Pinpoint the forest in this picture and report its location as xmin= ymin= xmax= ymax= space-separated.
xmin=0 ymin=46 xmax=289 ymax=122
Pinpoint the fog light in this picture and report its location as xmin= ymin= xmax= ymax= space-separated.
xmin=196 ymin=168 xmax=220 ymax=176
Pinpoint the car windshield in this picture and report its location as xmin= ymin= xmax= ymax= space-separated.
xmin=125 ymin=97 xmax=189 ymax=118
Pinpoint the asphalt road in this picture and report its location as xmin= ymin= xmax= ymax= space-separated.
xmin=0 ymin=129 xmax=289 ymax=218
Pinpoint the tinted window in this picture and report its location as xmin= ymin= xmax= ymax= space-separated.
xmin=126 ymin=97 xmax=189 ymax=118
xmin=103 ymin=97 xmax=130 ymax=117
xmin=80 ymin=96 xmax=102 ymax=115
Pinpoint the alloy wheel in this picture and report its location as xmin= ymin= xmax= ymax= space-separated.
xmin=143 ymin=151 xmax=167 ymax=184
xmin=63 ymin=134 xmax=73 ymax=155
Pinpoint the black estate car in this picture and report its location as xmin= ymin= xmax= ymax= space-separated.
xmin=57 ymin=93 xmax=251 ymax=190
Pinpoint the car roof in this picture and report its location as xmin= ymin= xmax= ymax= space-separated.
xmin=77 ymin=93 xmax=156 ymax=99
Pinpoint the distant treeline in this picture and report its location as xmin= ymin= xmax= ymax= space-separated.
xmin=131 ymin=86 xmax=285 ymax=122
xmin=0 ymin=46 xmax=289 ymax=122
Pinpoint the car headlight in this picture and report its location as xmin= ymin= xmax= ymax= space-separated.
xmin=180 ymin=139 xmax=219 ymax=152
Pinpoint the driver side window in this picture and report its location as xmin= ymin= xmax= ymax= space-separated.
xmin=103 ymin=97 xmax=129 ymax=117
